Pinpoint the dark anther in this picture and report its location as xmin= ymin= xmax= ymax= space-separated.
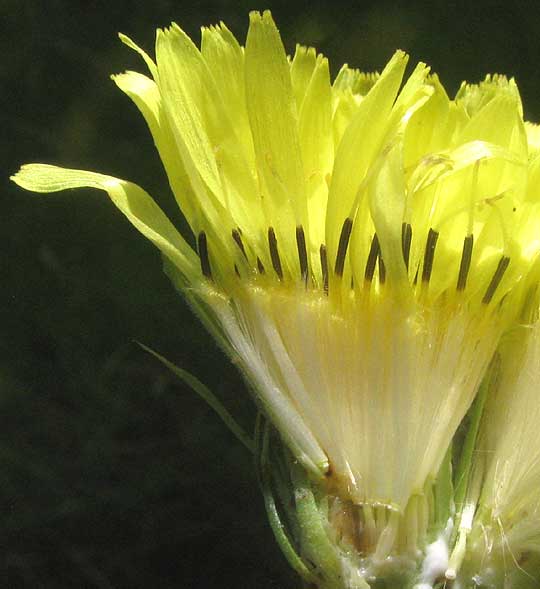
xmin=334 ymin=218 xmax=353 ymax=277
xmin=401 ymin=222 xmax=412 ymax=270
xmin=234 ymin=264 xmax=241 ymax=278
xmin=320 ymin=245 xmax=329 ymax=294
xmin=457 ymin=234 xmax=474 ymax=291
xmin=365 ymin=233 xmax=381 ymax=283
xmin=257 ymin=257 xmax=266 ymax=274
xmin=378 ymin=253 xmax=386 ymax=284
xmin=422 ymin=228 xmax=439 ymax=283
xmin=296 ymin=225 xmax=309 ymax=285
xmin=482 ymin=256 xmax=510 ymax=304
xmin=197 ymin=231 xmax=212 ymax=279
xmin=232 ymin=228 xmax=248 ymax=260
xmin=268 ymin=227 xmax=283 ymax=280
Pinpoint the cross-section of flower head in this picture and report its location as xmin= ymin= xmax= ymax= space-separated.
xmin=11 ymin=10 xmax=540 ymax=587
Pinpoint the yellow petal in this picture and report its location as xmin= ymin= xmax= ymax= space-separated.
xmin=112 ymin=71 xmax=200 ymax=233
xmin=200 ymin=22 xmax=250 ymax=150
xmin=525 ymin=121 xmax=540 ymax=156
xmin=118 ymin=33 xmax=158 ymax=80
xmin=456 ymin=74 xmax=523 ymax=119
xmin=368 ymin=141 xmax=409 ymax=289
xmin=290 ymin=44 xmax=317 ymax=110
xmin=403 ymin=74 xmax=452 ymax=169
xmin=334 ymin=64 xmax=379 ymax=96
xmin=200 ymin=23 xmax=267 ymax=254
xmin=298 ymin=54 xmax=333 ymax=258
xmin=245 ymin=10 xmax=308 ymax=277
xmin=325 ymin=50 xmax=408 ymax=275
xmin=458 ymin=93 xmax=526 ymax=157
xmin=156 ymin=24 xmax=223 ymax=200
xmin=156 ymin=23 xmax=265 ymax=269
xmin=11 ymin=164 xmax=198 ymax=281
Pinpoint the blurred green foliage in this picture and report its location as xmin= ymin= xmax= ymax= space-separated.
xmin=3 ymin=0 xmax=540 ymax=587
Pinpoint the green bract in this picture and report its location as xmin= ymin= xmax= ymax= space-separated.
xmin=12 ymin=10 xmax=540 ymax=588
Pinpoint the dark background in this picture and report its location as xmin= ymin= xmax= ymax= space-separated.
xmin=2 ymin=1 xmax=540 ymax=587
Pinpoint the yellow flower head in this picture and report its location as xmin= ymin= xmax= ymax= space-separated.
xmin=11 ymin=10 xmax=540 ymax=586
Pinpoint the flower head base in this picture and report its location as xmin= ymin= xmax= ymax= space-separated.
xmin=12 ymin=10 xmax=540 ymax=588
